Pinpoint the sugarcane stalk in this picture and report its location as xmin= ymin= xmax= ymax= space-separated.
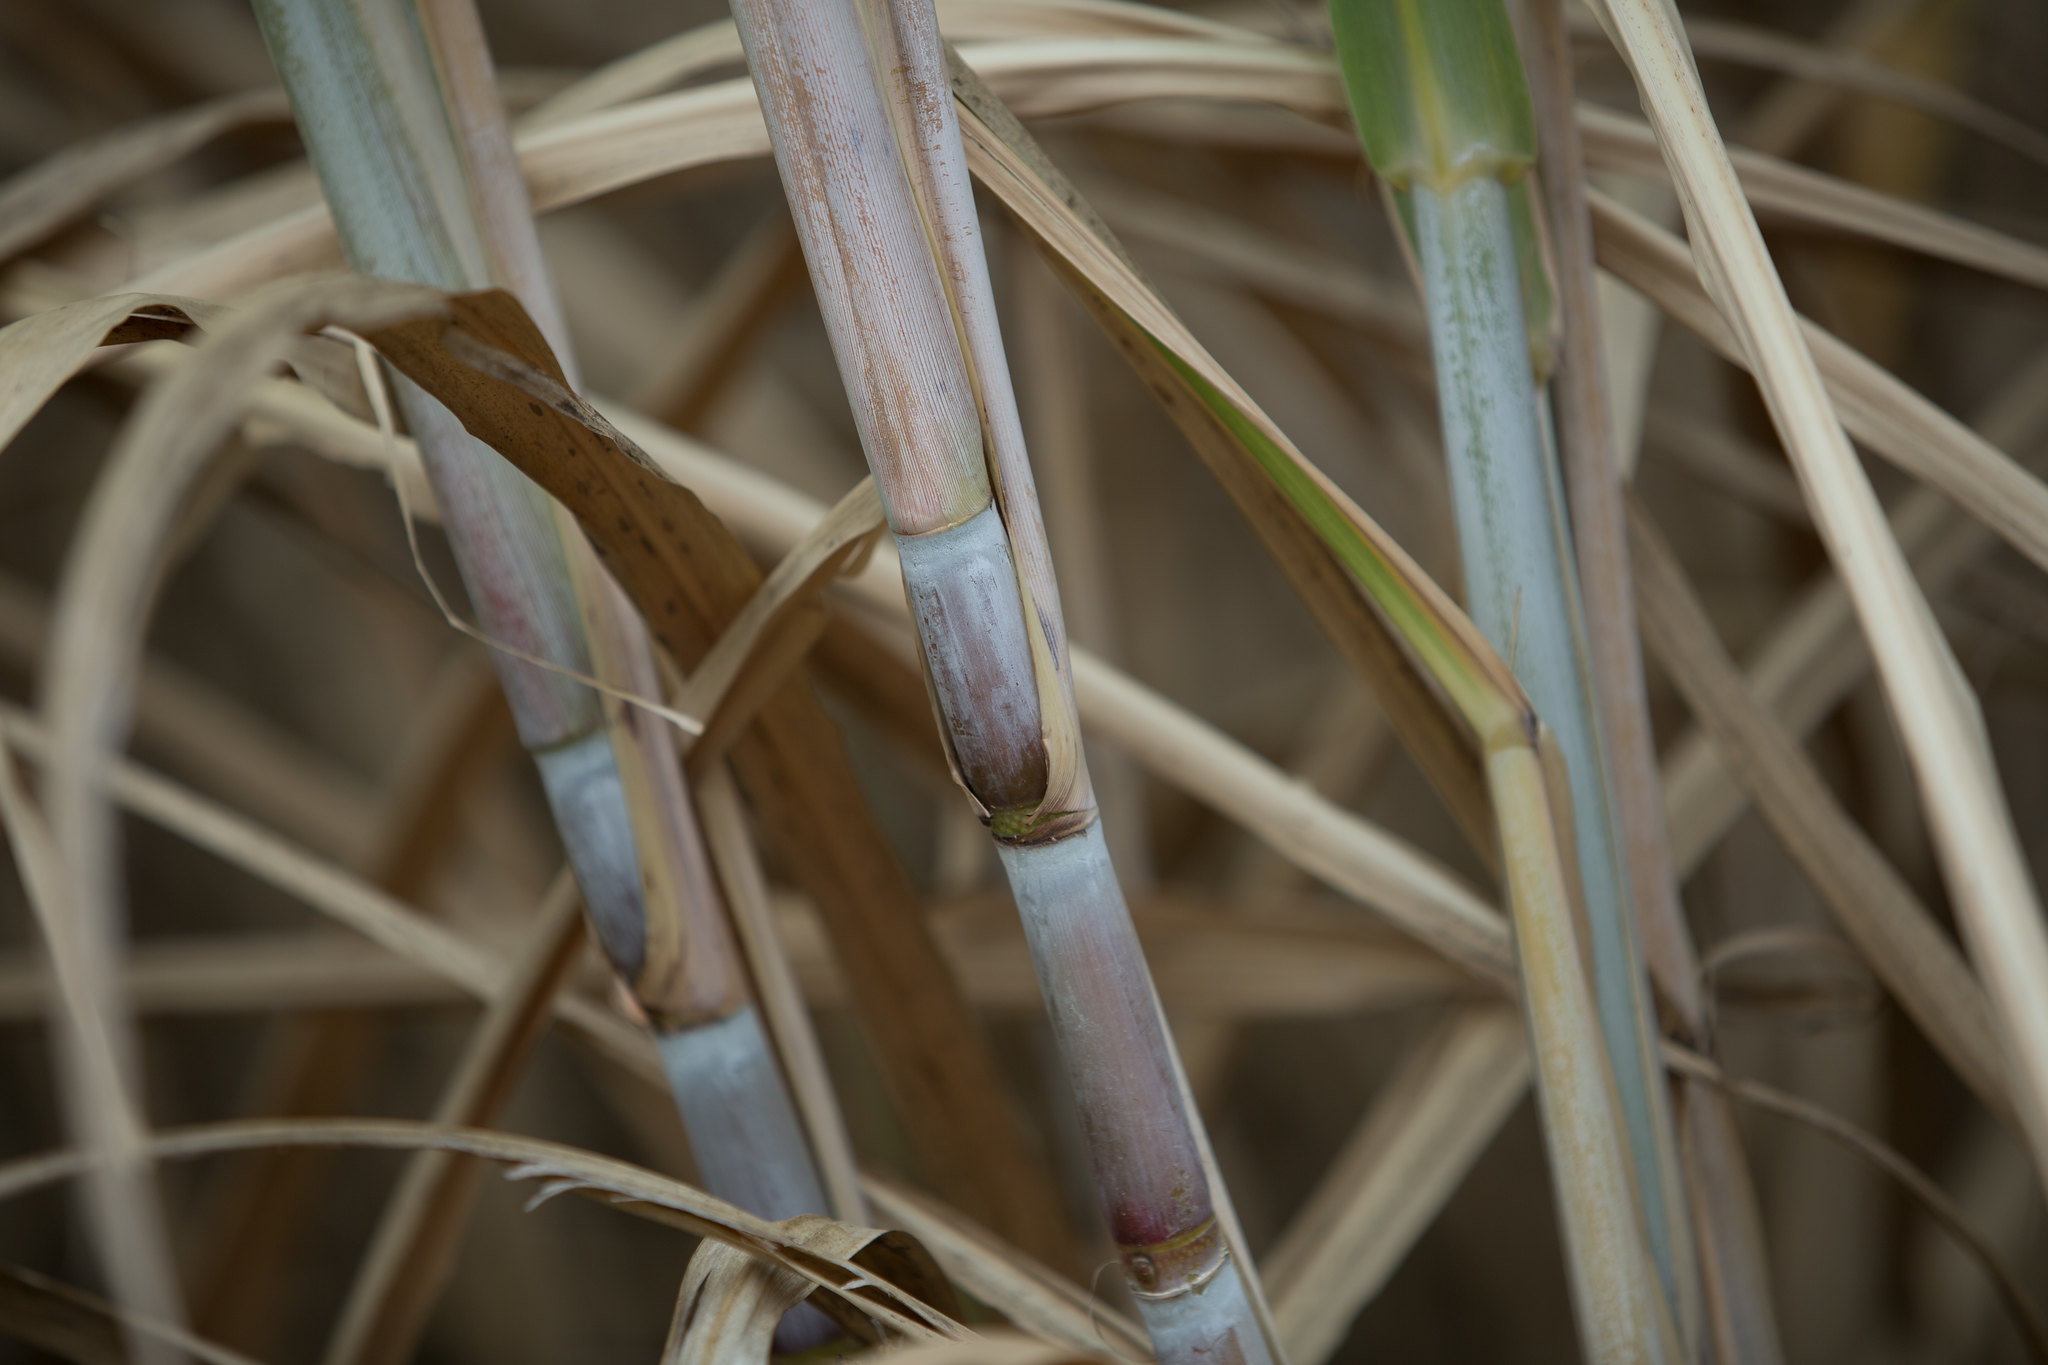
xmin=249 ymin=0 xmax=835 ymax=1349
xmin=1331 ymin=0 xmax=1694 ymax=1328
xmin=730 ymin=1 xmax=1274 ymax=1360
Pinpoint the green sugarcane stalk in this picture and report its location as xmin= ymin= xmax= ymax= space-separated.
xmin=1332 ymin=0 xmax=1695 ymax=1345
xmin=249 ymin=0 xmax=836 ymax=1351
xmin=731 ymin=1 xmax=1276 ymax=1360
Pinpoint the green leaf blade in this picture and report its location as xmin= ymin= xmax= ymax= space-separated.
xmin=1330 ymin=0 xmax=1536 ymax=192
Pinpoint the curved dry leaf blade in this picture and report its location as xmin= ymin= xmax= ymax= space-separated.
xmin=1579 ymin=103 xmax=2048 ymax=294
xmin=520 ymin=0 xmax=1261 ymax=132
xmin=1627 ymin=502 xmax=2008 ymax=1117
xmin=1666 ymin=1049 xmax=2048 ymax=1362
xmin=0 ymin=700 xmax=657 ymax=1085
xmin=522 ymin=20 xmax=746 ymax=128
xmin=1590 ymin=192 xmax=2048 ymax=576
xmin=0 ymin=1120 xmax=967 ymax=1342
xmin=0 ymin=292 xmax=215 ymax=454
xmin=675 ymin=478 xmax=885 ymax=763
xmin=665 ymin=1237 xmax=814 ymax=1365
xmin=23 ymin=281 xmax=463 ymax=1365
xmin=1590 ymin=0 xmax=2048 ymax=1184
xmin=1600 ymin=13 xmax=2048 ymax=172
xmin=1658 ymin=353 xmax=2048 ymax=883
xmin=0 ymin=728 xmax=184 ymax=1365
xmin=0 ymin=89 xmax=292 ymax=263
xmin=860 ymin=1174 xmax=1149 ymax=1360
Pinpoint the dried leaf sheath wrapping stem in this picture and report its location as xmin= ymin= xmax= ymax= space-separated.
xmin=248 ymin=0 xmax=834 ymax=1324
xmin=732 ymin=1 xmax=1269 ymax=1357
xmin=1486 ymin=734 xmax=1681 ymax=1365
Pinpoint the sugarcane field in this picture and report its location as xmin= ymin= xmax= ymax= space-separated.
xmin=1 ymin=0 xmax=2047 ymax=1361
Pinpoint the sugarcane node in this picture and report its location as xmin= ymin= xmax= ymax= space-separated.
xmin=987 ymin=803 xmax=1096 ymax=846
xmin=1121 ymin=1218 xmax=1226 ymax=1301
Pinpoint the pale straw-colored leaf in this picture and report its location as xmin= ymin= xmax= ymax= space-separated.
xmin=0 ymin=700 xmax=656 ymax=1083
xmin=0 ymin=88 xmax=291 ymax=263
xmin=1660 ymin=350 xmax=2048 ymax=879
xmin=34 ymin=279 xmax=458 ymax=1365
xmin=0 ymin=292 xmax=213 ymax=453
xmin=673 ymin=478 xmax=885 ymax=765
xmin=1627 ymin=500 xmax=2008 ymax=1119
xmin=1579 ymin=104 xmax=2048 ymax=293
xmin=1587 ymin=0 xmax=2048 ymax=1184
xmin=0 ymin=934 xmax=460 ymax=1019
xmin=859 ymin=1174 xmax=1149 ymax=1360
xmin=31 ymin=288 xmax=508 ymax=1342
xmin=0 ymin=1121 xmax=968 ymax=1342
xmin=1590 ymin=12 xmax=2048 ymax=171
xmin=523 ymin=1 xmax=1263 ymax=131
xmin=0 ymin=720 xmax=185 ymax=1365
xmin=662 ymin=1238 xmax=813 ymax=1365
